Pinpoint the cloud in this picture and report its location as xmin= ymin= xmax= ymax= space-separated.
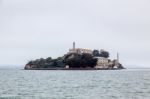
xmin=0 ymin=0 xmax=150 ymax=67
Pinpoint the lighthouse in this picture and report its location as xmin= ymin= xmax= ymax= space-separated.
xmin=117 ymin=52 xmax=119 ymax=63
xmin=73 ymin=42 xmax=75 ymax=50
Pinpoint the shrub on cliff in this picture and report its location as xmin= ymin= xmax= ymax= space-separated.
xmin=64 ymin=53 xmax=82 ymax=68
xmin=25 ymin=57 xmax=65 ymax=69
xmin=92 ymin=49 xmax=109 ymax=58
xmin=92 ymin=50 xmax=100 ymax=57
xmin=64 ymin=53 xmax=97 ymax=68
xmin=81 ymin=53 xmax=97 ymax=68
xmin=99 ymin=50 xmax=109 ymax=58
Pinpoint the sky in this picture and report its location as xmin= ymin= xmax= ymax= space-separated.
xmin=0 ymin=0 xmax=150 ymax=68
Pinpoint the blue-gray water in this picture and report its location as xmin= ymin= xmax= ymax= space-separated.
xmin=0 ymin=69 xmax=150 ymax=99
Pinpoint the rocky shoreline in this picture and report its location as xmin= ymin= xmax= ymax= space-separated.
xmin=24 ymin=67 xmax=124 ymax=70
xmin=25 ymin=66 xmax=125 ymax=70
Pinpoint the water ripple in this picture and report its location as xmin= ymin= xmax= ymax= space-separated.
xmin=0 ymin=69 xmax=150 ymax=99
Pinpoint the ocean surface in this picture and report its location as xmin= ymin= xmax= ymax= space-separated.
xmin=0 ymin=68 xmax=150 ymax=99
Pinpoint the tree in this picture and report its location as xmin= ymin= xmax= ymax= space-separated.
xmin=65 ymin=53 xmax=82 ymax=68
xmin=64 ymin=53 xmax=97 ymax=68
xmin=92 ymin=50 xmax=100 ymax=57
xmin=81 ymin=53 xmax=97 ymax=67
xmin=57 ymin=57 xmax=63 ymax=60
xmin=25 ymin=56 xmax=66 ymax=69
xmin=46 ymin=57 xmax=52 ymax=62
xmin=99 ymin=50 xmax=109 ymax=58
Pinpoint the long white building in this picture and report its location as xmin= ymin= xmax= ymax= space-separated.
xmin=68 ymin=42 xmax=92 ymax=54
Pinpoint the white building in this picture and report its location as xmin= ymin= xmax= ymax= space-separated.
xmin=69 ymin=48 xmax=92 ymax=54
xmin=68 ymin=42 xmax=92 ymax=54
xmin=94 ymin=57 xmax=110 ymax=69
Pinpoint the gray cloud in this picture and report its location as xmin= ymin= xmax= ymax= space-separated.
xmin=0 ymin=0 xmax=150 ymax=68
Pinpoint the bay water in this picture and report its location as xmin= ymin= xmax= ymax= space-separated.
xmin=0 ymin=68 xmax=150 ymax=99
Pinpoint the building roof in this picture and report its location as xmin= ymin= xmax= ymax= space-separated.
xmin=93 ymin=57 xmax=108 ymax=59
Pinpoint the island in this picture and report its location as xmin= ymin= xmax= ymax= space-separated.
xmin=24 ymin=42 xmax=125 ymax=70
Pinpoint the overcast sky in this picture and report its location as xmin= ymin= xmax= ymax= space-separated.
xmin=0 ymin=0 xmax=150 ymax=68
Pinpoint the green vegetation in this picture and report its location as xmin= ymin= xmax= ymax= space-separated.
xmin=25 ymin=53 xmax=97 ymax=69
xmin=92 ymin=50 xmax=100 ymax=57
xmin=25 ymin=57 xmax=65 ymax=69
xmin=92 ymin=49 xmax=109 ymax=58
xmin=64 ymin=53 xmax=97 ymax=68
xmin=99 ymin=50 xmax=109 ymax=58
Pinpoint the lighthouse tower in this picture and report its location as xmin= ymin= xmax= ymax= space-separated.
xmin=117 ymin=52 xmax=119 ymax=63
xmin=73 ymin=42 xmax=75 ymax=50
